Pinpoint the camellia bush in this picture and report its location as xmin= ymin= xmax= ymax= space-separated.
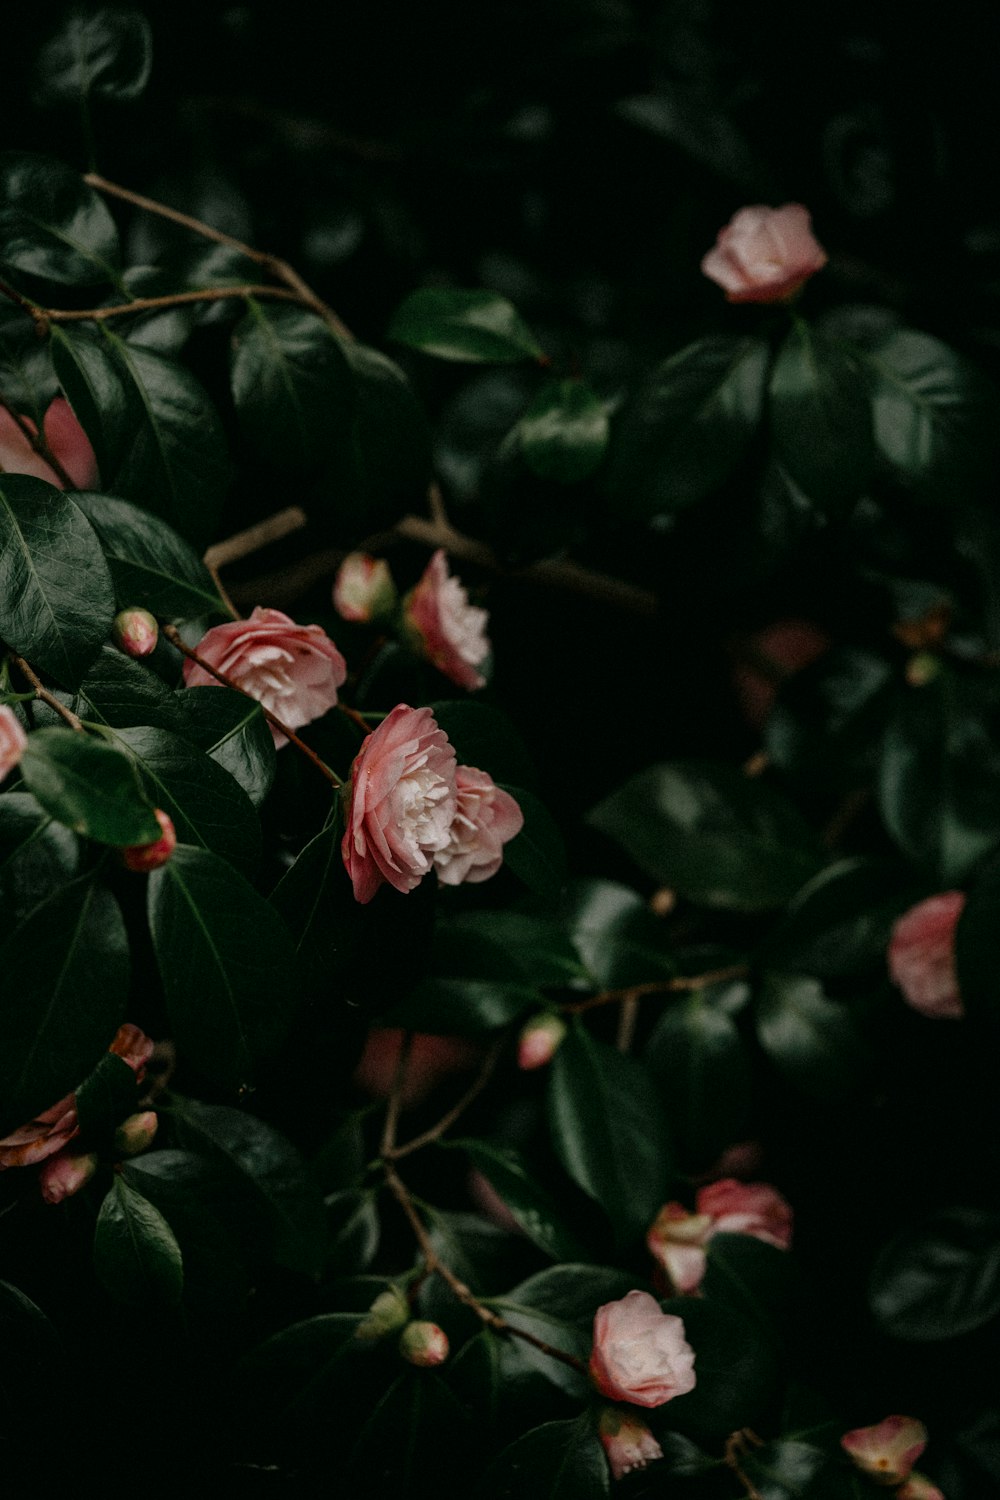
xmin=2 ymin=6 xmax=1000 ymax=1495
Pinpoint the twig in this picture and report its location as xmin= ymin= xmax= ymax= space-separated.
xmin=28 ymin=285 xmax=303 ymax=325
xmin=388 ymin=1038 xmax=504 ymax=1161
xmin=724 ymin=1430 xmax=765 ymax=1500
xmin=9 ymin=655 xmax=83 ymax=731
xmin=203 ymin=506 xmax=308 ymax=571
xmin=205 ymin=564 xmax=241 ymax=621
xmin=615 ymin=996 xmax=639 ymax=1053
xmin=563 ymin=962 xmax=749 ymax=1015
xmin=161 ymin=625 xmax=343 ymax=788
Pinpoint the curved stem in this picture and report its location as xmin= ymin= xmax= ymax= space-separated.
xmin=563 ymin=961 xmax=749 ymax=1016
xmin=9 ymin=655 xmax=84 ymax=731
xmin=35 ymin=284 xmax=302 ymax=323
xmin=388 ymin=1038 xmax=504 ymax=1161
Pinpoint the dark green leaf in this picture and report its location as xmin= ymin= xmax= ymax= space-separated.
xmin=870 ymin=1207 xmax=1000 ymax=1339
xmin=75 ymin=1050 xmax=139 ymax=1137
xmin=450 ymin=1139 xmax=589 ymax=1261
xmin=20 ymin=726 xmax=159 ymax=844
xmin=702 ymin=1233 xmax=797 ymax=1339
xmin=656 ymin=1297 xmax=779 ymax=1444
xmin=35 ymin=8 xmax=153 ymax=106
xmin=520 ymin=379 xmax=609 ymax=484
xmin=756 ymin=972 xmax=870 ymax=1099
xmin=389 ymin=288 xmax=544 ymax=363
xmin=270 ymin=815 xmax=357 ymax=991
xmin=73 ymin=490 xmax=224 ymax=619
xmin=742 ymin=1440 xmax=829 ymax=1500
xmin=148 ymin=846 xmax=297 ymax=1096
xmin=0 ymin=152 xmax=119 ymax=286
xmin=563 ymin=878 xmax=676 ymax=988
xmin=0 ymin=791 xmax=80 ymax=917
xmin=762 ymin=858 xmax=921 ymax=979
xmin=345 ymin=1371 xmax=474 ymax=1500
xmin=479 ymin=1414 xmax=609 ymax=1499
xmin=769 ymin=323 xmax=873 ymax=511
xmin=327 ymin=1188 xmax=381 ymax=1274
xmin=0 ymin=474 xmax=114 ymax=687
xmin=338 ymin=341 xmax=431 ymax=536
xmin=589 ymin=761 xmax=823 ymax=911
xmin=0 ymin=307 xmax=58 ymax=423
xmin=645 ymin=984 xmax=753 ymax=1168
xmin=499 ymin=784 xmax=567 ymax=900
xmin=766 ymin=647 xmax=894 ymax=787
xmin=385 ymin=976 xmax=541 ymax=1034
xmin=0 ymin=875 xmax=128 ymax=1134
xmin=445 ymin=910 xmax=586 ymax=986
xmin=172 ymin=687 xmax=276 ymax=806
xmin=70 ymin=644 xmax=182 ymax=731
xmin=604 ymin=336 xmax=767 ymax=518
xmin=93 ymin=1175 xmax=183 ymax=1306
xmin=547 ymin=1020 xmax=672 ymax=1242
xmin=429 ymin=701 xmax=536 ymax=789
xmin=234 ymin=1313 xmax=365 ymax=1444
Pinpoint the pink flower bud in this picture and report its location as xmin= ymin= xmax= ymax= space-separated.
xmin=905 ymin=652 xmax=941 ymax=688
xmin=403 ymin=550 xmax=490 ymax=691
xmin=888 ymin=893 xmax=965 ymax=1020
xmin=517 ymin=1013 xmax=567 ymax=1071
xmin=898 ymin=1475 xmax=945 ymax=1500
xmin=598 ymin=1407 xmax=665 ymax=1482
xmin=398 ymin=1320 xmax=449 ymax=1367
xmin=114 ymin=1111 xmax=158 ymax=1158
xmin=333 ymin=553 xmax=397 ymax=623
xmin=701 ymin=204 xmax=827 ymax=304
xmin=112 ymin=607 xmax=159 ymax=659
xmin=0 ymin=704 xmax=28 ymax=783
xmin=647 ymin=1180 xmax=793 ymax=1295
xmin=841 ymin=1416 xmax=927 ymax=1485
xmin=39 ymin=1149 xmax=98 ymax=1204
xmin=356 ymin=1286 xmax=410 ymax=1341
xmin=122 ymin=808 xmax=177 ymax=872
xmin=589 ymin=1290 xmax=696 ymax=1407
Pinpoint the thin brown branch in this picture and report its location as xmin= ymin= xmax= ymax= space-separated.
xmin=206 ymin=564 xmax=241 ymax=622
xmin=0 ymin=276 xmax=45 ymax=328
xmin=162 ymin=625 xmax=343 ymax=788
xmin=382 ymin=1163 xmax=587 ymax=1374
xmin=724 ymin=1430 xmax=765 ymax=1500
xmin=615 ymin=995 xmax=640 ymax=1053
xmin=388 ymin=1038 xmax=504 ymax=1161
xmin=33 ymin=285 xmax=302 ymax=325
xmin=563 ymin=962 xmax=749 ymax=1015
xmin=10 ymin=655 xmax=83 ymax=731
xmin=202 ymin=506 xmax=308 ymax=571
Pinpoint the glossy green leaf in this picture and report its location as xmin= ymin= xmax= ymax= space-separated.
xmin=520 ymin=379 xmax=609 ymax=484
xmin=172 ymin=687 xmax=276 ymax=806
xmin=234 ymin=1313 xmax=365 ymax=1443
xmin=870 ymin=1207 xmax=1000 ymax=1339
xmin=762 ymin=857 xmax=922 ymax=979
xmin=74 ymin=490 xmax=224 ymax=620
xmin=93 ymin=1176 xmax=183 ymax=1306
xmin=75 ymin=1050 xmax=139 ymax=1137
xmin=766 ymin=647 xmax=894 ymax=788
xmin=35 ymin=8 xmax=153 ymax=106
xmin=0 ymin=474 xmax=114 ymax=688
xmin=479 ymin=1414 xmax=609 ymax=1499
xmin=589 ymin=761 xmax=823 ymax=911
xmin=20 ymin=726 xmax=159 ymax=844
xmin=337 ymin=341 xmax=431 ymax=537
xmin=444 ymin=909 xmax=585 ymax=986
xmin=657 ymin=1296 xmax=780 ymax=1444
xmin=0 ymin=152 xmax=119 ymax=286
xmin=0 ymin=875 xmax=128 ymax=1134
xmin=702 ymin=1233 xmax=798 ymax=1338
xmin=147 ymin=846 xmax=297 ymax=1095
xmin=563 ymin=878 xmax=676 ymax=988
xmin=547 ymin=1020 xmax=672 ymax=1241
xmin=449 ymin=1139 xmax=589 ymax=1261
xmin=107 ymin=724 xmax=261 ymax=873
xmin=0 ymin=791 xmax=80 ymax=918
xmin=269 ymin=815 xmax=358 ymax=991
xmin=604 ymin=335 xmax=768 ymax=518
xmin=68 ymin=644 xmax=182 ymax=731
xmin=499 ymin=784 xmax=567 ymax=900
xmin=0 ymin=305 xmax=58 ymax=424
xmin=769 ymin=323 xmax=873 ymax=510
xmin=230 ymin=301 xmax=355 ymax=472
xmin=645 ymin=983 xmax=753 ymax=1168
xmin=756 ymin=972 xmax=870 ymax=1099
xmin=345 ymin=1371 xmax=474 ymax=1499
xmin=385 ymin=976 xmax=541 ymax=1034
xmin=389 ymin=287 xmax=544 ymax=363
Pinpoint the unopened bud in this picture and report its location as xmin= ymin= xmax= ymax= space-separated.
xmin=114 ymin=1111 xmax=158 ymax=1158
xmin=39 ymin=1150 xmax=98 ymax=1205
xmin=113 ymin=607 xmax=159 ymax=659
xmin=905 ymin=652 xmax=941 ymax=689
xmin=122 ymin=809 xmax=177 ymax=872
xmin=398 ymin=1320 xmax=449 ymax=1367
xmin=517 ymin=1012 xmax=567 ymax=1071
xmin=333 ymin=553 xmax=397 ymax=624
xmin=598 ymin=1407 xmax=665 ymax=1482
xmin=356 ymin=1286 xmax=410 ymax=1342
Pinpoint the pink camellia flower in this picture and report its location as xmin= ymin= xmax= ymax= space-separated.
xmin=333 ymin=552 xmax=397 ymax=623
xmin=183 ymin=606 xmax=347 ymax=747
xmin=597 ymin=1407 xmax=665 ymax=1482
xmin=398 ymin=1320 xmax=450 ymax=1368
xmin=112 ymin=607 xmax=159 ymax=659
xmin=701 ymin=205 xmax=827 ymax=304
xmin=39 ymin=1150 xmax=98 ymax=1205
xmin=403 ymin=549 xmax=490 ymax=692
xmin=353 ymin=1028 xmax=480 ymax=1107
xmin=517 ymin=1012 xmax=567 ymax=1071
xmin=888 ymin=893 xmax=965 ymax=1020
xmin=841 ymin=1416 xmax=927 ymax=1485
xmin=647 ymin=1179 xmax=793 ymax=1294
xmin=898 ymin=1476 xmax=945 ymax=1500
xmin=0 ymin=704 xmax=28 ymax=782
xmin=589 ymin=1290 xmax=697 ymax=1408
xmin=0 ymin=397 xmax=99 ymax=489
xmin=341 ymin=703 xmax=457 ymax=904
xmin=433 ymin=766 xmax=523 ymax=886
xmin=122 ymin=808 xmax=177 ymax=873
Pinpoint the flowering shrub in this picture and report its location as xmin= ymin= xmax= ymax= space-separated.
xmin=0 ymin=6 xmax=994 ymax=1495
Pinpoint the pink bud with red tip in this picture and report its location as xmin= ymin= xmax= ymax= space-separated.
xmin=122 ymin=809 xmax=177 ymax=872
xmin=399 ymin=1320 xmax=449 ymax=1367
xmin=39 ymin=1149 xmax=98 ymax=1204
xmin=517 ymin=1013 xmax=567 ymax=1071
xmin=113 ymin=608 xmax=159 ymax=659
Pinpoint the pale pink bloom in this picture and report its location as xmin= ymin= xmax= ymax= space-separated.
xmin=598 ymin=1407 xmax=665 ymax=1482
xmin=0 ymin=705 xmax=27 ymax=782
xmin=113 ymin=607 xmax=159 ymax=659
xmin=183 ymin=606 xmax=347 ymax=747
xmin=898 ymin=1475 xmax=945 ymax=1500
xmin=403 ymin=549 xmax=490 ymax=692
xmin=122 ymin=808 xmax=177 ymax=873
xmin=39 ymin=1150 xmax=98 ymax=1204
xmin=333 ymin=552 xmax=396 ymax=623
xmin=589 ymin=1290 xmax=696 ymax=1408
xmin=341 ymin=703 xmax=457 ymax=904
xmin=399 ymin=1320 xmax=449 ymax=1367
xmin=647 ymin=1179 xmax=793 ymax=1293
xmin=353 ymin=1028 xmax=480 ymax=1107
xmin=841 ymin=1416 xmax=927 ymax=1484
xmin=888 ymin=893 xmax=965 ymax=1019
xmin=702 ymin=204 xmax=827 ymax=304
xmin=517 ymin=1013 xmax=567 ymax=1071
xmin=114 ymin=1111 xmax=158 ymax=1157
xmin=0 ymin=397 xmax=99 ymax=489
xmin=433 ymin=766 xmax=523 ymax=886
